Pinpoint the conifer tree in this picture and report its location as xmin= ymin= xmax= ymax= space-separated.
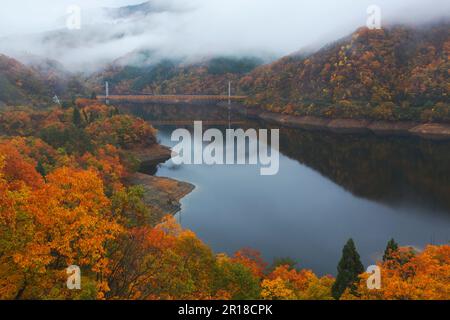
xmin=332 ymin=238 xmax=364 ymax=300
xmin=383 ymin=238 xmax=399 ymax=262
xmin=36 ymin=160 xmax=46 ymax=177
xmin=73 ymin=107 xmax=82 ymax=127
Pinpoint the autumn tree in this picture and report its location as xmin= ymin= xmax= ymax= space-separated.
xmin=383 ymin=238 xmax=399 ymax=262
xmin=232 ymin=248 xmax=267 ymax=279
xmin=86 ymin=115 xmax=157 ymax=149
xmin=0 ymin=157 xmax=122 ymax=299
xmin=344 ymin=245 xmax=450 ymax=300
xmin=214 ymin=254 xmax=261 ymax=300
xmin=261 ymin=265 xmax=333 ymax=300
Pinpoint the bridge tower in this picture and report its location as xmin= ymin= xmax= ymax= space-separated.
xmin=105 ymin=81 xmax=109 ymax=105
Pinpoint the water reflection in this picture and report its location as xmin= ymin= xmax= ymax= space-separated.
xmin=125 ymin=104 xmax=450 ymax=275
xmin=277 ymin=128 xmax=450 ymax=212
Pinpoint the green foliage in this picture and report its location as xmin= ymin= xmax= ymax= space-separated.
xmin=61 ymin=101 xmax=71 ymax=109
xmin=112 ymin=186 xmax=153 ymax=226
xmin=207 ymin=57 xmax=263 ymax=75
xmin=35 ymin=160 xmax=46 ymax=177
xmin=215 ymin=259 xmax=261 ymax=300
xmin=72 ymin=107 xmax=82 ymax=127
xmin=39 ymin=125 xmax=93 ymax=155
xmin=97 ymin=57 xmax=262 ymax=95
xmin=332 ymin=239 xmax=364 ymax=300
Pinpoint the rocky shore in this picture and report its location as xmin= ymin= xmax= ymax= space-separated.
xmin=126 ymin=172 xmax=195 ymax=221
xmin=124 ymin=143 xmax=195 ymax=222
xmin=128 ymin=144 xmax=173 ymax=164
xmin=253 ymin=110 xmax=450 ymax=140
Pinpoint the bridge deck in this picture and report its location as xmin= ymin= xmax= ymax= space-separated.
xmin=98 ymin=95 xmax=247 ymax=102
xmin=150 ymin=120 xmax=247 ymax=126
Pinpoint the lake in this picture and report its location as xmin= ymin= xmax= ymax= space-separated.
xmin=129 ymin=104 xmax=450 ymax=276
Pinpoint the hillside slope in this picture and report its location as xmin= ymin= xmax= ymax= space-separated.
xmin=240 ymin=23 xmax=449 ymax=122
xmin=91 ymin=56 xmax=263 ymax=96
xmin=0 ymin=54 xmax=89 ymax=106
xmin=0 ymin=54 xmax=51 ymax=106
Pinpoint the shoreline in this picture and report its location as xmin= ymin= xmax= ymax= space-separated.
xmin=125 ymin=143 xmax=195 ymax=223
xmin=217 ymin=102 xmax=450 ymax=141
xmin=125 ymin=172 xmax=195 ymax=222
xmin=118 ymin=103 xmax=450 ymax=225
xmin=260 ymin=112 xmax=450 ymax=140
xmin=127 ymin=143 xmax=173 ymax=164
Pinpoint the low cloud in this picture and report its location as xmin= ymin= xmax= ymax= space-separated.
xmin=0 ymin=0 xmax=449 ymax=72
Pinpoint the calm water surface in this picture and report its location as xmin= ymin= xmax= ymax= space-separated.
xmin=130 ymin=104 xmax=450 ymax=275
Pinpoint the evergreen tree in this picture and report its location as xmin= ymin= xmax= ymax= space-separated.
xmin=332 ymin=238 xmax=364 ymax=300
xmin=91 ymin=91 xmax=97 ymax=100
xmin=72 ymin=107 xmax=82 ymax=127
xmin=383 ymin=238 xmax=399 ymax=262
xmin=36 ymin=160 xmax=46 ymax=177
xmin=61 ymin=101 xmax=70 ymax=109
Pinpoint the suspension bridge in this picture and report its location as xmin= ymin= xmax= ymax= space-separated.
xmin=97 ymin=94 xmax=247 ymax=103
xmin=98 ymin=82 xmax=247 ymax=127
xmin=97 ymin=81 xmax=246 ymax=104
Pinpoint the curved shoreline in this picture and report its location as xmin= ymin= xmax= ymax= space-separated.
xmin=223 ymin=103 xmax=450 ymax=141
xmin=125 ymin=144 xmax=195 ymax=223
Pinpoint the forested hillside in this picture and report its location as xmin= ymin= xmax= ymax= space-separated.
xmin=0 ymin=101 xmax=447 ymax=300
xmin=0 ymin=54 xmax=87 ymax=107
xmin=91 ymin=56 xmax=262 ymax=95
xmin=0 ymin=55 xmax=50 ymax=106
xmin=240 ymin=23 xmax=450 ymax=122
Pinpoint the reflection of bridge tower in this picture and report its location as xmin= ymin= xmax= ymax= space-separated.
xmin=105 ymin=81 xmax=109 ymax=105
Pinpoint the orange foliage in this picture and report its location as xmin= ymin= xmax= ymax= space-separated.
xmin=233 ymin=248 xmax=267 ymax=278
xmin=261 ymin=265 xmax=333 ymax=300
xmin=86 ymin=114 xmax=157 ymax=148
xmin=343 ymin=245 xmax=450 ymax=300
xmin=0 ymin=140 xmax=44 ymax=189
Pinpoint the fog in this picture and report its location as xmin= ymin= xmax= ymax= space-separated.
xmin=0 ymin=0 xmax=448 ymax=72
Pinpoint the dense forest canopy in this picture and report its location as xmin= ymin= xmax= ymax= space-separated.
xmin=1 ymin=22 xmax=448 ymax=123
xmin=89 ymin=56 xmax=263 ymax=96
xmin=0 ymin=99 xmax=448 ymax=300
xmin=0 ymin=19 xmax=449 ymax=300
xmin=84 ymin=23 xmax=450 ymax=122
xmin=241 ymin=23 xmax=450 ymax=122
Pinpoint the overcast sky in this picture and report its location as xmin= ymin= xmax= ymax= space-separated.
xmin=0 ymin=0 xmax=448 ymax=70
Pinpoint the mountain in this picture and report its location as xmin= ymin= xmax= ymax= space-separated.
xmin=240 ymin=22 xmax=450 ymax=122
xmin=0 ymin=54 xmax=50 ymax=106
xmin=0 ymin=1 xmax=183 ymax=72
xmin=101 ymin=1 xmax=168 ymax=20
xmin=0 ymin=54 xmax=89 ymax=106
xmin=90 ymin=55 xmax=263 ymax=95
